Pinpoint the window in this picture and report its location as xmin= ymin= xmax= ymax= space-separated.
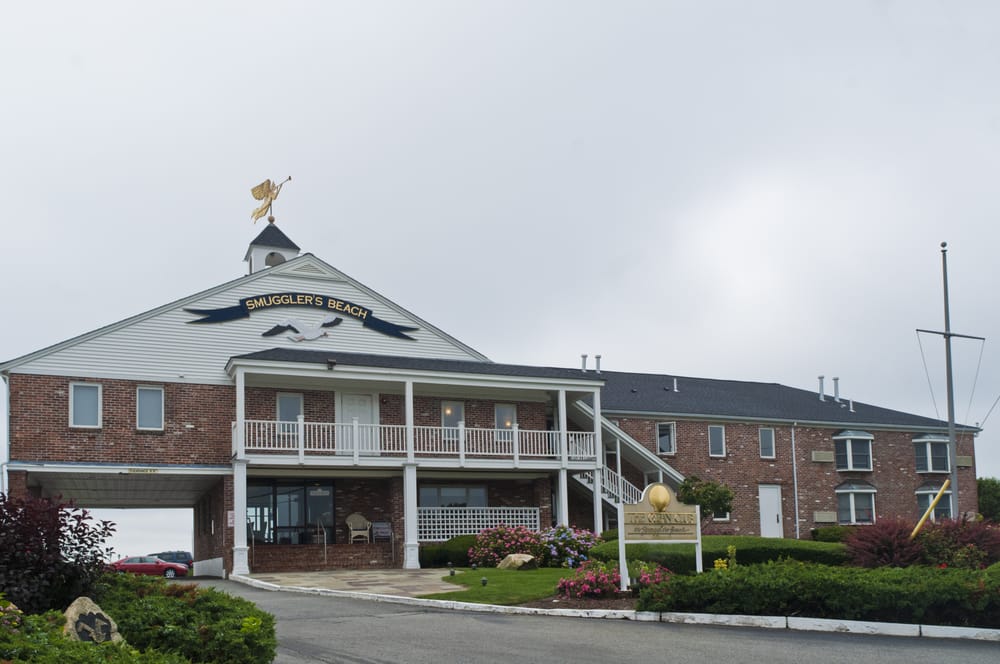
xmin=657 ymin=422 xmax=676 ymax=455
xmin=833 ymin=431 xmax=873 ymax=471
xmin=442 ymin=401 xmax=464 ymax=440
xmin=708 ymin=425 xmax=726 ymax=457
xmin=70 ymin=383 xmax=101 ymax=428
xmin=495 ymin=404 xmax=516 ymax=441
xmin=835 ymin=481 xmax=876 ymax=524
xmin=759 ymin=428 xmax=775 ymax=459
xmin=418 ymin=485 xmax=487 ymax=507
xmin=247 ymin=479 xmax=334 ymax=545
xmin=712 ymin=511 xmax=731 ymax=522
xmin=137 ymin=386 xmax=164 ymax=430
xmin=913 ymin=435 xmax=949 ymax=473
xmin=916 ymin=484 xmax=952 ymax=521
xmin=277 ymin=393 xmax=303 ymax=434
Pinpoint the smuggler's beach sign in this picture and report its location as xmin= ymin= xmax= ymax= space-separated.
xmin=185 ymin=292 xmax=419 ymax=340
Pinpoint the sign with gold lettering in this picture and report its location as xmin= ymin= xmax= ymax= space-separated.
xmin=185 ymin=292 xmax=419 ymax=340
xmin=618 ymin=483 xmax=702 ymax=589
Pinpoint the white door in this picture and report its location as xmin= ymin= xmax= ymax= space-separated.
xmin=341 ymin=394 xmax=377 ymax=455
xmin=758 ymin=485 xmax=783 ymax=538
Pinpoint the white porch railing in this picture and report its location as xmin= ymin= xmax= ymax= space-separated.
xmin=241 ymin=419 xmax=596 ymax=463
xmin=575 ymin=465 xmax=643 ymax=505
xmin=417 ymin=506 xmax=541 ymax=541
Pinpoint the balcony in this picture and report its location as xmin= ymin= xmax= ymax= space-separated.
xmin=234 ymin=419 xmax=597 ymax=468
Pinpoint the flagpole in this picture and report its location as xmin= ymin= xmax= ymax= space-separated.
xmin=940 ymin=243 xmax=960 ymax=518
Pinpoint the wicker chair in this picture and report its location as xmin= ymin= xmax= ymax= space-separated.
xmin=346 ymin=512 xmax=371 ymax=544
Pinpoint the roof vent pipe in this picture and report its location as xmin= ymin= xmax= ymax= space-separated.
xmin=595 ymin=355 xmax=602 ymax=374
xmin=581 ymin=354 xmax=588 ymax=372
xmin=673 ymin=378 xmax=678 ymax=392
xmin=849 ymin=400 xmax=854 ymax=413
xmin=833 ymin=377 xmax=840 ymax=403
xmin=818 ymin=375 xmax=826 ymax=402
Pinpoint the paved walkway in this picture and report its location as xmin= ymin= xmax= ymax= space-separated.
xmin=246 ymin=568 xmax=459 ymax=597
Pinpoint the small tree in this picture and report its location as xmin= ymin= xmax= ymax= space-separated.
xmin=677 ymin=475 xmax=734 ymax=530
xmin=979 ymin=477 xmax=1000 ymax=522
xmin=0 ymin=493 xmax=115 ymax=613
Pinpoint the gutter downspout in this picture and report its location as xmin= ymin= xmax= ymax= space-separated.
xmin=791 ymin=422 xmax=801 ymax=540
xmin=1 ymin=372 xmax=9 ymax=496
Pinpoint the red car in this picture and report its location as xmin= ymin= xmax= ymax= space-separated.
xmin=109 ymin=556 xmax=188 ymax=578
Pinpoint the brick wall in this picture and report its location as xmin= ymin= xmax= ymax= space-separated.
xmin=7 ymin=374 xmax=233 ymax=465
xmin=613 ymin=415 xmax=978 ymax=536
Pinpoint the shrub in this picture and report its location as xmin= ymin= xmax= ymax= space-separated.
xmin=93 ymin=574 xmax=276 ymax=664
xmin=538 ymin=526 xmax=601 ymax=568
xmin=0 ymin=494 xmax=115 ymax=613
xmin=556 ymin=560 xmax=621 ymax=598
xmin=917 ymin=517 xmax=1000 ymax=569
xmin=600 ymin=528 xmax=618 ymax=542
xmin=0 ymin=598 xmax=185 ymax=663
xmin=637 ymin=559 xmax=1000 ymax=628
xmin=589 ymin=535 xmax=847 ymax=573
xmin=811 ymin=525 xmax=856 ymax=542
xmin=677 ymin=476 xmax=734 ymax=530
xmin=419 ymin=535 xmax=478 ymax=567
xmin=979 ymin=477 xmax=1000 ymax=522
xmin=845 ymin=518 xmax=922 ymax=568
xmin=468 ymin=526 xmax=543 ymax=567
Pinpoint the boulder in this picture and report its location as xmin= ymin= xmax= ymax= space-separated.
xmin=497 ymin=553 xmax=538 ymax=570
xmin=63 ymin=596 xmax=123 ymax=644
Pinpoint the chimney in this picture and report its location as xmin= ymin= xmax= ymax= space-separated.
xmin=595 ymin=355 xmax=602 ymax=374
xmin=833 ymin=377 xmax=840 ymax=403
xmin=818 ymin=375 xmax=826 ymax=402
xmin=581 ymin=354 xmax=588 ymax=372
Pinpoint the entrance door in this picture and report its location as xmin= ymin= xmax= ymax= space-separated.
xmin=341 ymin=394 xmax=377 ymax=455
xmin=758 ymin=484 xmax=783 ymax=538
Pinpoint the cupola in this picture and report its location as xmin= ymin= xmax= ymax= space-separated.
xmin=244 ymin=221 xmax=300 ymax=274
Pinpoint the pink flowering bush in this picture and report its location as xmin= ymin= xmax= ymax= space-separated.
xmin=539 ymin=526 xmax=602 ymax=568
xmin=556 ymin=560 xmax=672 ymax=599
xmin=468 ymin=525 xmax=544 ymax=567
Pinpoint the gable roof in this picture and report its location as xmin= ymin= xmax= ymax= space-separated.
xmin=249 ymin=223 xmax=300 ymax=250
xmin=598 ymin=370 xmax=970 ymax=431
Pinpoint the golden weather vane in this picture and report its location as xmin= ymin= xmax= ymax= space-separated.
xmin=250 ymin=176 xmax=292 ymax=223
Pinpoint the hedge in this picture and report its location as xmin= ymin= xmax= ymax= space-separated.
xmin=637 ymin=559 xmax=1000 ymax=628
xmin=93 ymin=574 xmax=276 ymax=664
xmin=419 ymin=535 xmax=478 ymax=568
xmin=589 ymin=535 xmax=848 ymax=573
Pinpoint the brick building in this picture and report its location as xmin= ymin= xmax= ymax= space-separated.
xmin=0 ymin=224 xmax=978 ymax=576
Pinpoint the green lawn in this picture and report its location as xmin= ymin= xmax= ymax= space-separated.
xmin=419 ymin=568 xmax=571 ymax=605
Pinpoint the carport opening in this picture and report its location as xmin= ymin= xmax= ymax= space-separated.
xmin=90 ymin=508 xmax=194 ymax=562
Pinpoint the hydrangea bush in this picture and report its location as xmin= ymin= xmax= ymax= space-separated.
xmin=468 ymin=525 xmax=602 ymax=568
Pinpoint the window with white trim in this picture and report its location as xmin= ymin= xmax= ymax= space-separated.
xmin=70 ymin=383 xmax=102 ymax=428
xmin=913 ymin=435 xmax=949 ymax=473
xmin=759 ymin=427 xmax=775 ymax=459
xmin=833 ymin=431 xmax=873 ymax=471
xmin=442 ymin=401 xmax=464 ymax=440
xmin=418 ymin=485 xmax=487 ymax=507
xmin=835 ymin=482 xmax=876 ymax=524
xmin=495 ymin=404 xmax=516 ymax=441
xmin=916 ymin=485 xmax=952 ymax=521
xmin=657 ymin=422 xmax=676 ymax=455
xmin=712 ymin=511 xmax=731 ymax=522
xmin=137 ymin=386 xmax=164 ymax=430
xmin=277 ymin=393 xmax=303 ymax=434
xmin=708 ymin=425 xmax=726 ymax=457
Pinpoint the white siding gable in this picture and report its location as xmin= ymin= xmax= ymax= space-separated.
xmin=2 ymin=255 xmax=488 ymax=384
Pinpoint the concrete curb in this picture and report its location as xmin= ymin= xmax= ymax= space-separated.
xmin=228 ymin=575 xmax=1000 ymax=641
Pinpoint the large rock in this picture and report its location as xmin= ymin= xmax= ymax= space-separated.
xmin=63 ymin=596 xmax=123 ymax=644
xmin=497 ymin=553 xmax=538 ymax=570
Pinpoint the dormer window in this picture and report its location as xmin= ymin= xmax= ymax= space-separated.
xmin=833 ymin=430 xmax=873 ymax=471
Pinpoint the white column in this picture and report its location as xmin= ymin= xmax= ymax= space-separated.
xmin=557 ymin=468 xmax=569 ymax=526
xmin=403 ymin=463 xmax=420 ymax=569
xmin=231 ymin=458 xmax=249 ymax=575
xmin=235 ymin=367 xmax=246 ymax=459
xmin=592 ymin=388 xmax=603 ymax=530
xmin=405 ymin=380 xmax=415 ymax=463
xmin=558 ymin=390 xmax=568 ymax=469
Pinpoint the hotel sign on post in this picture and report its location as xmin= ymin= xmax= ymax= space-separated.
xmin=618 ymin=483 xmax=702 ymax=591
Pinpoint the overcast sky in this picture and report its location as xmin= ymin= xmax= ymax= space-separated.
xmin=3 ymin=2 xmax=999 ymax=557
